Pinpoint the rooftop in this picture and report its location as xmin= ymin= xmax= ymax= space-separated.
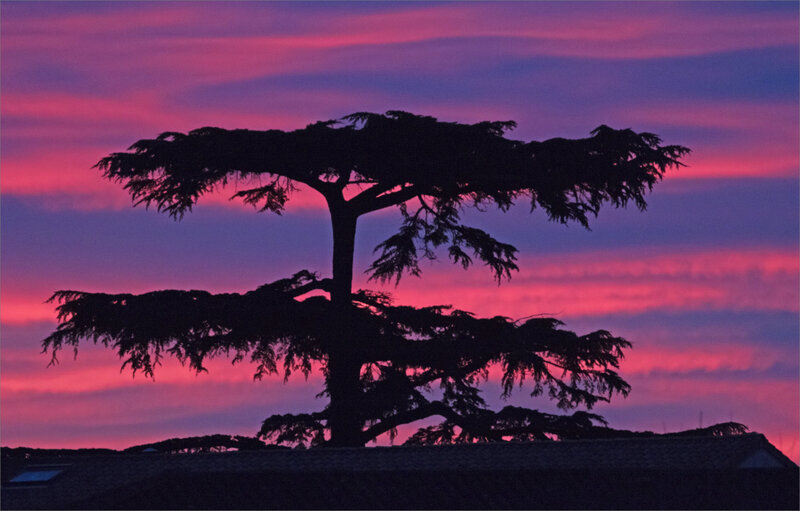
xmin=2 ymin=434 xmax=797 ymax=509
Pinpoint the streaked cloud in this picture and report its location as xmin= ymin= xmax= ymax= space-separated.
xmin=1 ymin=1 xmax=796 ymax=463
xmin=3 ymin=242 xmax=796 ymax=325
xmin=4 ymin=3 xmax=796 ymax=71
xmin=374 ymin=247 xmax=799 ymax=319
xmin=621 ymin=344 xmax=792 ymax=376
xmin=3 ymin=96 xmax=795 ymax=209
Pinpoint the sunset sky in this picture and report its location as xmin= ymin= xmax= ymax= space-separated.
xmin=1 ymin=1 xmax=798 ymax=461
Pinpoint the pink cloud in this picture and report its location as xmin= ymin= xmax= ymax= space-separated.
xmin=21 ymin=339 xmax=784 ymax=403
xmin=1 ymin=377 xmax=323 ymax=447
xmin=1 ymin=92 xmax=337 ymax=210
xmin=4 ymin=94 xmax=795 ymax=212
xmin=2 ymin=4 xmax=204 ymax=35
xmin=0 ymin=149 xmax=327 ymax=212
xmin=4 ymin=342 xmax=796 ymax=458
xmin=4 ymin=3 xmax=796 ymax=92
xmin=623 ymin=101 xmax=798 ymax=134
xmin=620 ymin=344 xmax=791 ymax=375
xmin=679 ymin=144 xmax=799 ymax=179
xmin=1 ymin=2 xmax=796 ymax=461
xmin=0 ymin=267 xmax=298 ymax=326
xmin=1 ymin=342 xmax=324 ymax=396
xmin=612 ymin=100 xmax=799 ymax=179
xmin=615 ymin=374 xmax=799 ymax=464
xmin=369 ymin=247 xmax=799 ymax=319
xmin=609 ymin=375 xmax=799 ymax=463
xmin=336 ymin=3 xmax=797 ymax=60
xmin=3 ymin=244 xmax=796 ymax=451
xmin=0 ymin=91 xmax=326 ymax=139
xmin=102 ymin=7 xmax=792 ymax=84
xmin=3 ymin=246 xmax=796 ymax=326
xmin=0 ymin=299 xmax=60 ymax=326
xmin=627 ymin=375 xmax=796 ymax=406
xmin=1 ymin=148 xmax=128 ymax=199
xmin=24 ymin=4 xmax=799 ymax=59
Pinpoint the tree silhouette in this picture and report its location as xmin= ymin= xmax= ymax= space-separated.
xmin=123 ymin=434 xmax=281 ymax=454
xmin=44 ymin=111 xmax=690 ymax=447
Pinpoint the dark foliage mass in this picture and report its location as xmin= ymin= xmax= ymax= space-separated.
xmin=46 ymin=271 xmax=632 ymax=446
xmin=95 ymin=111 xmax=688 ymax=283
xmin=45 ymin=111 xmax=697 ymax=447
xmin=0 ymin=421 xmax=749 ymax=461
xmin=123 ymin=434 xmax=282 ymax=454
xmin=0 ymin=436 xmax=280 ymax=460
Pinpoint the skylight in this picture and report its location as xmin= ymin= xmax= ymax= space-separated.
xmin=9 ymin=469 xmax=64 ymax=483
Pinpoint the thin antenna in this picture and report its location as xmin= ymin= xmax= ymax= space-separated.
xmin=699 ymin=411 xmax=703 ymax=429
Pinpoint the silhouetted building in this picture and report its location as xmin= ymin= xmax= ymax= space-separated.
xmin=2 ymin=433 xmax=797 ymax=509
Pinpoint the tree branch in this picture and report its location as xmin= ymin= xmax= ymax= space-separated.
xmin=351 ymin=185 xmax=421 ymax=215
xmin=359 ymin=400 xmax=464 ymax=443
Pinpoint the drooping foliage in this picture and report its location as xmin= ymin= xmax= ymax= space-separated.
xmin=96 ymin=111 xmax=689 ymax=283
xmin=46 ymin=271 xmax=633 ymax=446
xmin=46 ymin=111 xmax=695 ymax=447
xmin=46 ymin=271 xmax=331 ymax=380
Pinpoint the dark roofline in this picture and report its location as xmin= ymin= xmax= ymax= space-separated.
xmin=3 ymin=435 xmax=797 ymax=510
xmin=739 ymin=433 xmax=799 ymax=468
xmin=3 ymin=432 xmax=796 ymax=472
xmin=278 ymin=433 xmax=798 ymax=467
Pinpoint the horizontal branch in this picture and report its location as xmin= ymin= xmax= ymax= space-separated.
xmin=43 ymin=270 xmax=333 ymax=379
xmin=359 ymin=400 xmax=466 ymax=443
xmin=351 ymin=184 xmax=421 ymax=215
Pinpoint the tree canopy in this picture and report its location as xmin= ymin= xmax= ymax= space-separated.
xmin=46 ymin=271 xmax=633 ymax=445
xmin=45 ymin=111 xmax=694 ymax=447
xmin=95 ymin=111 xmax=688 ymax=282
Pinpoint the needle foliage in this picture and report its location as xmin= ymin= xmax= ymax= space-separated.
xmin=45 ymin=111 xmax=694 ymax=447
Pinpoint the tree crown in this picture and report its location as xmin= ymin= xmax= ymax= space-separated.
xmin=45 ymin=111 xmax=695 ymax=447
xmin=97 ymin=111 xmax=689 ymax=282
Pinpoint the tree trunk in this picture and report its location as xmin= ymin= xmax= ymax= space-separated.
xmin=326 ymin=203 xmax=364 ymax=447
